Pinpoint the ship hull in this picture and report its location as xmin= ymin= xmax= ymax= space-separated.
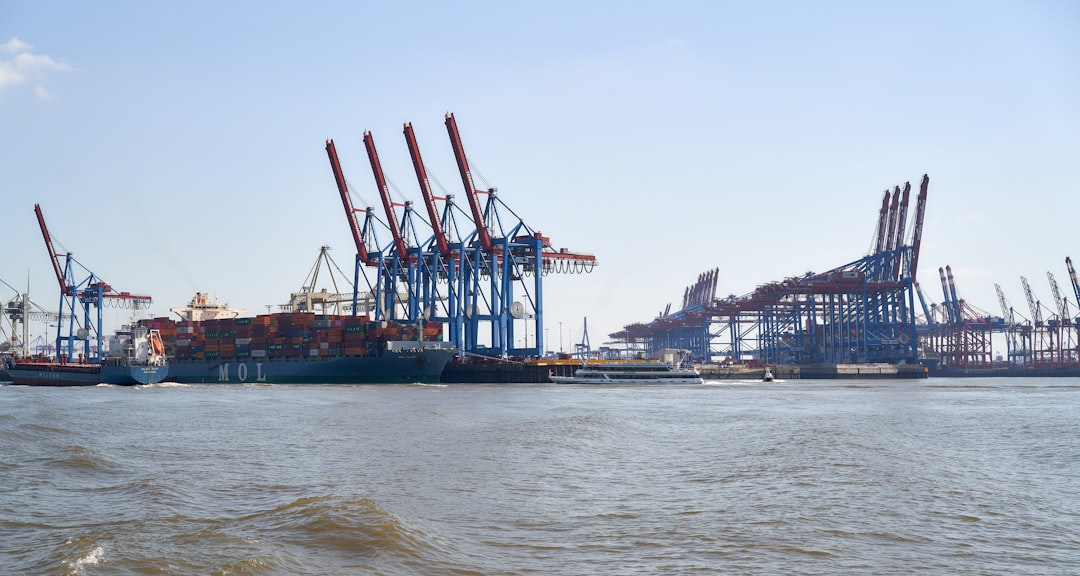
xmin=162 ymin=348 xmax=456 ymax=384
xmin=7 ymin=363 xmax=169 ymax=386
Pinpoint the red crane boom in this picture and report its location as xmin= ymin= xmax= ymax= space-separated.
xmin=892 ymin=182 xmax=911 ymax=253
xmin=33 ymin=203 xmax=152 ymax=302
xmin=884 ymin=185 xmax=901 ymax=253
xmin=908 ymin=175 xmax=929 ymax=281
xmin=363 ymin=130 xmax=410 ymax=261
xmin=445 ymin=112 xmax=493 ymax=253
xmin=325 ymin=139 xmax=374 ymax=266
xmin=404 ymin=122 xmax=451 ymax=257
xmin=891 ymin=181 xmax=911 ymax=281
xmin=34 ymin=203 xmax=68 ymax=295
xmin=873 ymin=190 xmax=890 ymax=254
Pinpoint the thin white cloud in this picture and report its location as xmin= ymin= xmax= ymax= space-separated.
xmin=1 ymin=37 xmax=31 ymax=53
xmin=0 ymin=37 xmax=71 ymax=97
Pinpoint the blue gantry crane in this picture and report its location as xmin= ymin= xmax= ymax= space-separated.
xmin=32 ymin=204 xmax=153 ymax=362
xmin=325 ymin=114 xmax=597 ymax=358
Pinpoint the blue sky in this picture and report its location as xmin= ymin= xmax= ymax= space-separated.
xmin=2 ymin=1 xmax=1078 ymax=353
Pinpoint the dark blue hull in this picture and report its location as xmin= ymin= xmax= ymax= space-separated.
xmin=7 ymin=363 xmax=169 ymax=386
xmin=163 ymin=348 xmax=456 ymax=384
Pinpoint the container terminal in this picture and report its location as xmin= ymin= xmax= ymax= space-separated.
xmin=4 ymin=116 xmax=1080 ymax=382
xmin=612 ymin=176 xmax=1080 ymax=379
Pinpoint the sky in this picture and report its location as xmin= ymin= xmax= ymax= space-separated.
xmin=2 ymin=1 xmax=1078 ymax=353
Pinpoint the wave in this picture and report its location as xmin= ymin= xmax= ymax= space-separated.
xmin=217 ymin=494 xmax=484 ymax=573
xmin=135 ymin=381 xmax=193 ymax=389
xmin=50 ymin=445 xmax=122 ymax=474
xmin=703 ymin=379 xmax=787 ymax=385
xmin=14 ymin=496 xmax=485 ymax=575
xmin=239 ymin=496 xmax=432 ymax=555
xmin=66 ymin=545 xmax=104 ymax=575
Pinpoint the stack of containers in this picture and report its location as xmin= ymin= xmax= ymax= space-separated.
xmin=139 ymin=312 xmax=440 ymax=362
xmin=344 ymin=316 xmax=367 ymax=356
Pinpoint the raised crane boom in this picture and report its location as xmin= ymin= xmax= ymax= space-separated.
xmin=907 ymin=175 xmax=929 ymax=281
xmin=873 ymin=189 xmax=890 ymax=254
xmin=884 ymin=186 xmax=901 ymax=254
xmin=996 ymin=282 xmax=1020 ymax=360
xmin=363 ymin=130 xmax=410 ymax=261
xmin=445 ymin=112 xmax=494 ymax=253
xmin=892 ymin=181 xmax=912 ymax=252
xmin=325 ymin=139 xmax=375 ymax=266
xmin=995 ymin=283 xmax=1016 ymax=330
xmin=946 ymin=265 xmax=962 ymax=323
xmin=890 ymin=181 xmax=911 ymax=281
xmin=1021 ymin=275 xmax=1041 ymax=326
xmin=34 ymin=203 xmax=68 ymax=295
xmin=33 ymin=203 xmax=151 ymax=302
xmin=404 ymin=122 xmax=451 ymax=257
xmin=1047 ymin=271 xmax=1065 ymax=320
xmin=939 ymin=267 xmax=954 ymax=324
xmin=914 ymin=281 xmax=934 ymax=326
xmin=1067 ymin=257 xmax=1080 ymax=309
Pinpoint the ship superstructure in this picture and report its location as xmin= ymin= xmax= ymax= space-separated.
xmin=171 ymin=292 xmax=245 ymax=322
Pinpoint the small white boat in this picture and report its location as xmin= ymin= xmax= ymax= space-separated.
xmin=550 ymin=359 xmax=704 ymax=385
xmin=762 ymin=367 xmax=775 ymax=382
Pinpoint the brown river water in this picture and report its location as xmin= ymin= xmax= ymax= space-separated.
xmin=2 ymin=378 xmax=1078 ymax=575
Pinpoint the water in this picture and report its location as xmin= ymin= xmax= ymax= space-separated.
xmin=2 ymin=378 xmax=1078 ymax=575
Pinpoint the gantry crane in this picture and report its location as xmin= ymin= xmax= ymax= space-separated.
xmin=363 ymin=130 xmax=430 ymax=324
xmin=615 ymin=175 xmax=931 ymax=366
xmin=34 ymin=204 xmax=152 ymax=362
xmin=404 ymin=121 xmax=463 ymax=346
xmin=1020 ymin=274 xmax=1060 ymax=366
xmin=442 ymin=112 xmax=598 ymax=356
xmin=325 ymin=114 xmax=597 ymax=358
xmin=1046 ymin=270 xmax=1077 ymax=361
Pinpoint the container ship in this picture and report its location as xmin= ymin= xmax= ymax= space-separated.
xmin=137 ymin=293 xmax=455 ymax=384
